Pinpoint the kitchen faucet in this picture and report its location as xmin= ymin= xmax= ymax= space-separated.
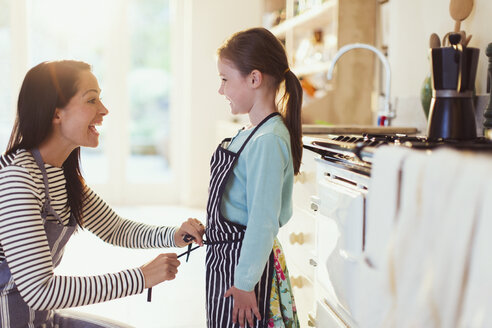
xmin=327 ymin=43 xmax=395 ymax=126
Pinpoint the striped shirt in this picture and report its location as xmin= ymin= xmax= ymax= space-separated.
xmin=0 ymin=149 xmax=177 ymax=310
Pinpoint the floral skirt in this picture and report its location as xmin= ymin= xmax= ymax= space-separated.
xmin=268 ymin=238 xmax=300 ymax=328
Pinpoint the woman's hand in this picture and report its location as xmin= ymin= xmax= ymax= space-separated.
xmin=174 ymin=218 xmax=205 ymax=247
xmin=140 ymin=253 xmax=180 ymax=288
xmin=224 ymin=286 xmax=261 ymax=328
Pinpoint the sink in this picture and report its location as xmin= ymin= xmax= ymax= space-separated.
xmin=302 ymin=124 xmax=419 ymax=135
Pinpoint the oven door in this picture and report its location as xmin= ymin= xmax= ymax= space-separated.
xmin=315 ymin=171 xmax=367 ymax=323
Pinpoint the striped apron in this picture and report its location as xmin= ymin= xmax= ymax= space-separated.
xmin=0 ymin=149 xmax=76 ymax=328
xmin=205 ymin=113 xmax=279 ymax=328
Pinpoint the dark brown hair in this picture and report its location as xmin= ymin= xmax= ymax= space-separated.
xmin=218 ymin=27 xmax=303 ymax=174
xmin=7 ymin=60 xmax=90 ymax=226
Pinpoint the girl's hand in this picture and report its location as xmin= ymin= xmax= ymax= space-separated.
xmin=224 ymin=286 xmax=261 ymax=328
xmin=175 ymin=218 xmax=205 ymax=247
xmin=140 ymin=253 xmax=180 ymax=288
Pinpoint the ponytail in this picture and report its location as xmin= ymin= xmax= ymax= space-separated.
xmin=281 ymin=70 xmax=303 ymax=175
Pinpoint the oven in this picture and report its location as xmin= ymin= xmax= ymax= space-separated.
xmin=303 ymin=133 xmax=492 ymax=327
xmin=307 ymin=155 xmax=369 ymax=327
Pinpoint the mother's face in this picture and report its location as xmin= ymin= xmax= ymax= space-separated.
xmin=54 ymin=70 xmax=109 ymax=149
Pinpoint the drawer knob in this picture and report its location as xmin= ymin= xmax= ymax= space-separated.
xmin=309 ymin=258 xmax=318 ymax=267
xmin=289 ymin=232 xmax=305 ymax=245
xmin=294 ymin=171 xmax=306 ymax=184
xmin=310 ymin=202 xmax=319 ymax=212
xmin=290 ymin=275 xmax=304 ymax=288
xmin=307 ymin=313 xmax=316 ymax=327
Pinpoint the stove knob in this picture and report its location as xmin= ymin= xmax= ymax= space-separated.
xmin=309 ymin=258 xmax=318 ymax=267
xmin=289 ymin=232 xmax=305 ymax=245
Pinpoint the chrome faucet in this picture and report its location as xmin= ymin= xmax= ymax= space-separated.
xmin=327 ymin=43 xmax=395 ymax=126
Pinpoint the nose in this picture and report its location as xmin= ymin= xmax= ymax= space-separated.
xmin=218 ymin=84 xmax=224 ymax=95
xmin=99 ymin=101 xmax=109 ymax=116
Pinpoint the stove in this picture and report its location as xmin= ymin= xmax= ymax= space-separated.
xmin=305 ymin=134 xmax=492 ymax=176
xmin=305 ymin=133 xmax=492 ymax=327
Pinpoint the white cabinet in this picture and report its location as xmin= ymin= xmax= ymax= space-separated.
xmin=278 ymin=148 xmax=319 ymax=327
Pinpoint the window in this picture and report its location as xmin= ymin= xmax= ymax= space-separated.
xmin=0 ymin=0 xmax=12 ymax=149
xmin=1 ymin=0 xmax=176 ymax=204
xmin=127 ymin=0 xmax=171 ymax=182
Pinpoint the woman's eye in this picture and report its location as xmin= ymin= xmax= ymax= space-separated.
xmin=88 ymin=98 xmax=101 ymax=104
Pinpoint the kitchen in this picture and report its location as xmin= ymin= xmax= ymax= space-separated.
xmin=1 ymin=0 xmax=492 ymax=327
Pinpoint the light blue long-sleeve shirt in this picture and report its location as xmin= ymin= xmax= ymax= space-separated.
xmin=220 ymin=115 xmax=294 ymax=291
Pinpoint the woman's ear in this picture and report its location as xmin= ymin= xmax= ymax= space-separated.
xmin=249 ymin=70 xmax=263 ymax=89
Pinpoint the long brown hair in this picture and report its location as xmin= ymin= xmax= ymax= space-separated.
xmin=6 ymin=60 xmax=90 ymax=226
xmin=217 ymin=27 xmax=303 ymax=174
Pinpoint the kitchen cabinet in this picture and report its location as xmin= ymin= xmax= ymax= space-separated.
xmin=262 ymin=0 xmax=378 ymax=125
xmin=279 ymin=144 xmax=367 ymax=327
xmin=278 ymin=148 xmax=318 ymax=327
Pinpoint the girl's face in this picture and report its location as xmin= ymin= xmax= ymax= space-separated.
xmin=56 ymin=70 xmax=108 ymax=148
xmin=217 ymin=57 xmax=254 ymax=115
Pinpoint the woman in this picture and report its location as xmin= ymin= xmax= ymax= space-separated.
xmin=0 ymin=60 xmax=204 ymax=327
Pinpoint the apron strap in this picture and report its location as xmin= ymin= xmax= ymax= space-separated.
xmin=31 ymin=149 xmax=65 ymax=225
xmin=236 ymin=112 xmax=280 ymax=155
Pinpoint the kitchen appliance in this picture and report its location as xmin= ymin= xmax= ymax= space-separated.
xmin=303 ymin=133 xmax=492 ymax=327
xmin=427 ymin=34 xmax=480 ymax=140
xmin=484 ymin=42 xmax=492 ymax=139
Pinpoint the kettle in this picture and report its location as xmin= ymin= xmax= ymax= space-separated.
xmin=427 ymin=33 xmax=479 ymax=140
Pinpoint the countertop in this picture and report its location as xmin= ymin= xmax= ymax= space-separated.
xmin=302 ymin=124 xmax=419 ymax=135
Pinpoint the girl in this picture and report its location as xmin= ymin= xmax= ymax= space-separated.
xmin=206 ymin=27 xmax=302 ymax=328
xmin=0 ymin=60 xmax=204 ymax=327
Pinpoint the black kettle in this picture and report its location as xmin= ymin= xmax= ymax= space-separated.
xmin=427 ymin=34 xmax=479 ymax=140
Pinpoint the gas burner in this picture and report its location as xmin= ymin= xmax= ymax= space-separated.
xmin=304 ymin=134 xmax=492 ymax=177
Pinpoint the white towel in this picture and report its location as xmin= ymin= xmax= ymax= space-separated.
xmin=353 ymin=146 xmax=414 ymax=327
xmin=364 ymin=145 xmax=413 ymax=268
xmin=381 ymin=148 xmax=491 ymax=328
xmin=457 ymin=154 xmax=492 ymax=328
xmin=379 ymin=149 xmax=430 ymax=327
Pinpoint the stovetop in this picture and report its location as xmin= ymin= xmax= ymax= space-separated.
xmin=304 ymin=134 xmax=492 ymax=177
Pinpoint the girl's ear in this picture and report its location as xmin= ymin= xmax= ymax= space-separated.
xmin=52 ymin=108 xmax=62 ymax=124
xmin=249 ymin=70 xmax=263 ymax=89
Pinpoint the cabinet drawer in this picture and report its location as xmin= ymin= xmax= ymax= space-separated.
xmin=279 ymin=207 xmax=316 ymax=282
xmin=314 ymin=298 xmax=348 ymax=328
xmin=293 ymin=148 xmax=318 ymax=209
xmin=288 ymin=263 xmax=315 ymax=328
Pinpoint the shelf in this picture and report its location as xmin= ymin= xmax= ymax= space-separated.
xmin=270 ymin=0 xmax=337 ymax=38
xmin=293 ymin=61 xmax=332 ymax=77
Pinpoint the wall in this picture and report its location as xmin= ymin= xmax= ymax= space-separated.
xmin=173 ymin=0 xmax=262 ymax=208
xmin=386 ymin=0 xmax=492 ymax=131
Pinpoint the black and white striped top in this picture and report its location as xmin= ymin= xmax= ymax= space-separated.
xmin=0 ymin=149 xmax=177 ymax=310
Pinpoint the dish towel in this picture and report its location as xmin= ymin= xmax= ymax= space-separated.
xmin=353 ymin=145 xmax=413 ymax=327
xmin=457 ymin=153 xmax=492 ymax=327
xmin=364 ymin=145 xmax=413 ymax=268
xmin=381 ymin=148 xmax=491 ymax=328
